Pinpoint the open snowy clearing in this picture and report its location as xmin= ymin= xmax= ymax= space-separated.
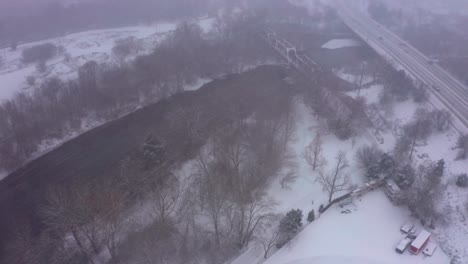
xmin=0 ymin=17 xmax=216 ymax=101
xmin=321 ymin=39 xmax=361 ymax=50
xmin=282 ymin=256 xmax=389 ymax=264
xmin=264 ymin=191 xmax=449 ymax=264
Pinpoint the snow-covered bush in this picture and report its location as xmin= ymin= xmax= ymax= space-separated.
xmin=307 ymin=209 xmax=315 ymax=222
xmin=355 ymin=144 xmax=383 ymax=174
xmin=319 ymin=204 xmax=324 ymax=213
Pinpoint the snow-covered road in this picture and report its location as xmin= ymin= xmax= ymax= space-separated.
xmin=337 ymin=2 xmax=468 ymax=134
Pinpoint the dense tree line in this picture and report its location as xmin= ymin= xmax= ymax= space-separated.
xmin=355 ymin=143 xmax=446 ymax=227
xmin=0 ymin=15 xmax=273 ymax=173
xmin=0 ymin=0 xmax=213 ymax=47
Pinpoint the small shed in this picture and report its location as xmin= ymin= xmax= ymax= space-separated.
xmin=423 ymin=242 xmax=437 ymax=256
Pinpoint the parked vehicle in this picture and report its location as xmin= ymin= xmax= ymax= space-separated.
xmin=400 ymin=222 xmax=414 ymax=234
xmin=395 ymin=237 xmax=412 ymax=254
xmin=409 ymin=230 xmax=431 ymax=255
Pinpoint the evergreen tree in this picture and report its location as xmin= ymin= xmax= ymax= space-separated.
xmin=307 ymin=209 xmax=315 ymax=222
xmin=456 ymin=173 xmax=468 ymax=188
xmin=365 ymin=152 xmax=395 ymax=179
xmin=432 ymin=159 xmax=445 ymax=178
xmin=379 ymin=153 xmax=396 ymax=178
xmin=319 ymin=204 xmax=324 ymax=213
xmin=276 ymin=209 xmax=303 ymax=248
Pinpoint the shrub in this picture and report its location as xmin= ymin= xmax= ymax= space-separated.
xmin=307 ymin=209 xmax=315 ymax=222
xmin=22 ymin=43 xmax=58 ymax=64
xmin=456 ymin=173 xmax=468 ymax=188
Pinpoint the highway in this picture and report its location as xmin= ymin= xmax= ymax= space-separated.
xmin=335 ymin=2 xmax=468 ymax=133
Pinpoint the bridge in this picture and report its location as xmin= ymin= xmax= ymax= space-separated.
xmin=262 ymin=30 xmax=321 ymax=75
xmin=261 ymin=29 xmax=387 ymax=143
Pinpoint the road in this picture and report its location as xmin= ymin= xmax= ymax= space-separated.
xmin=335 ymin=1 xmax=468 ymax=133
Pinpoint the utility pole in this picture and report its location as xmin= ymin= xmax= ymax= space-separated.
xmin=358 ymin=62 xmax=366 ymax=96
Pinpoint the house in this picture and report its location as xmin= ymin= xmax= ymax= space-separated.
xmin=409 ymin=230 xmax=431 ymax=255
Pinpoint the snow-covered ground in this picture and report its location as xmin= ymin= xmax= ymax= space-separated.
xmin=376 ymin=0 xmax=468 ymax=16
xmin=230 ymin=96 xmax=451 ymax=264
xmin=321 ymin=39 xmax=361 ymax=50
xmin=264 ymin=191 xmax=449 ymax=264
xmin=0 ymin=16 xmax=216 ymax=101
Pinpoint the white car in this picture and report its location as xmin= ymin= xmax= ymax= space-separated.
xmin=400 ymin=222 xmax=414 ymax=234
xmin=395 ymin=237 xmax=413 ymax=254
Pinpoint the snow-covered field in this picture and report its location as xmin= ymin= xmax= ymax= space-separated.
xmin=0 ymin=16 xmax=216 ymax=101
xmin=264 ymin=191 xmax=449 ymax=264
xmin=376 ymin=0 xmax=468 ymax=16
xmin=321 ymin=39 xmax=361 ymax=50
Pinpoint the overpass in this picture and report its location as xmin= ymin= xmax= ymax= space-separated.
xmin=335 ymin=1 xmax=468 ymax=134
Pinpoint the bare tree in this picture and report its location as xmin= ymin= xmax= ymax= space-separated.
xmin=232 ymin=195 xmax=277 ymax=249
xmin=432 ymin=109 xmax=451 ymax=132
xmin=41 ymin=182 xmax=99 ymax=264
xmin=280 ymin=170 xmax=298 ymax=189
xmin=456 ymin=134 xmax=468 ymax=160
xmin=149 ymin=174 xmax=183 ymax=224
xmin=304 ymin=133 xmax=324 ymax=171
xmin=99 ymin=180 xmax=130 ymax=261
xmin=256 ymin=214 xmax=282 ymax=259
xmin=355 ymin=144 xmax=383 ymax=171
xmin=318 ymin=151 xmax=350 ymax=202
xmin=403 ymin=161 xmax=444 ymax=227
xmin=352 ymin=62 xmax=367 ymax=95
xmin=194 ymin=149 xmax=228 ymax=248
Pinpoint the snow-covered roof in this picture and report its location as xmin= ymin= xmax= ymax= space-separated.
xmin=423 ymin=242 xmax=437 ymax=256
xmin=411 ymin=230 xmax=431 ymax=249
xmin=400 ymin=222 xmax=414 ymax=233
